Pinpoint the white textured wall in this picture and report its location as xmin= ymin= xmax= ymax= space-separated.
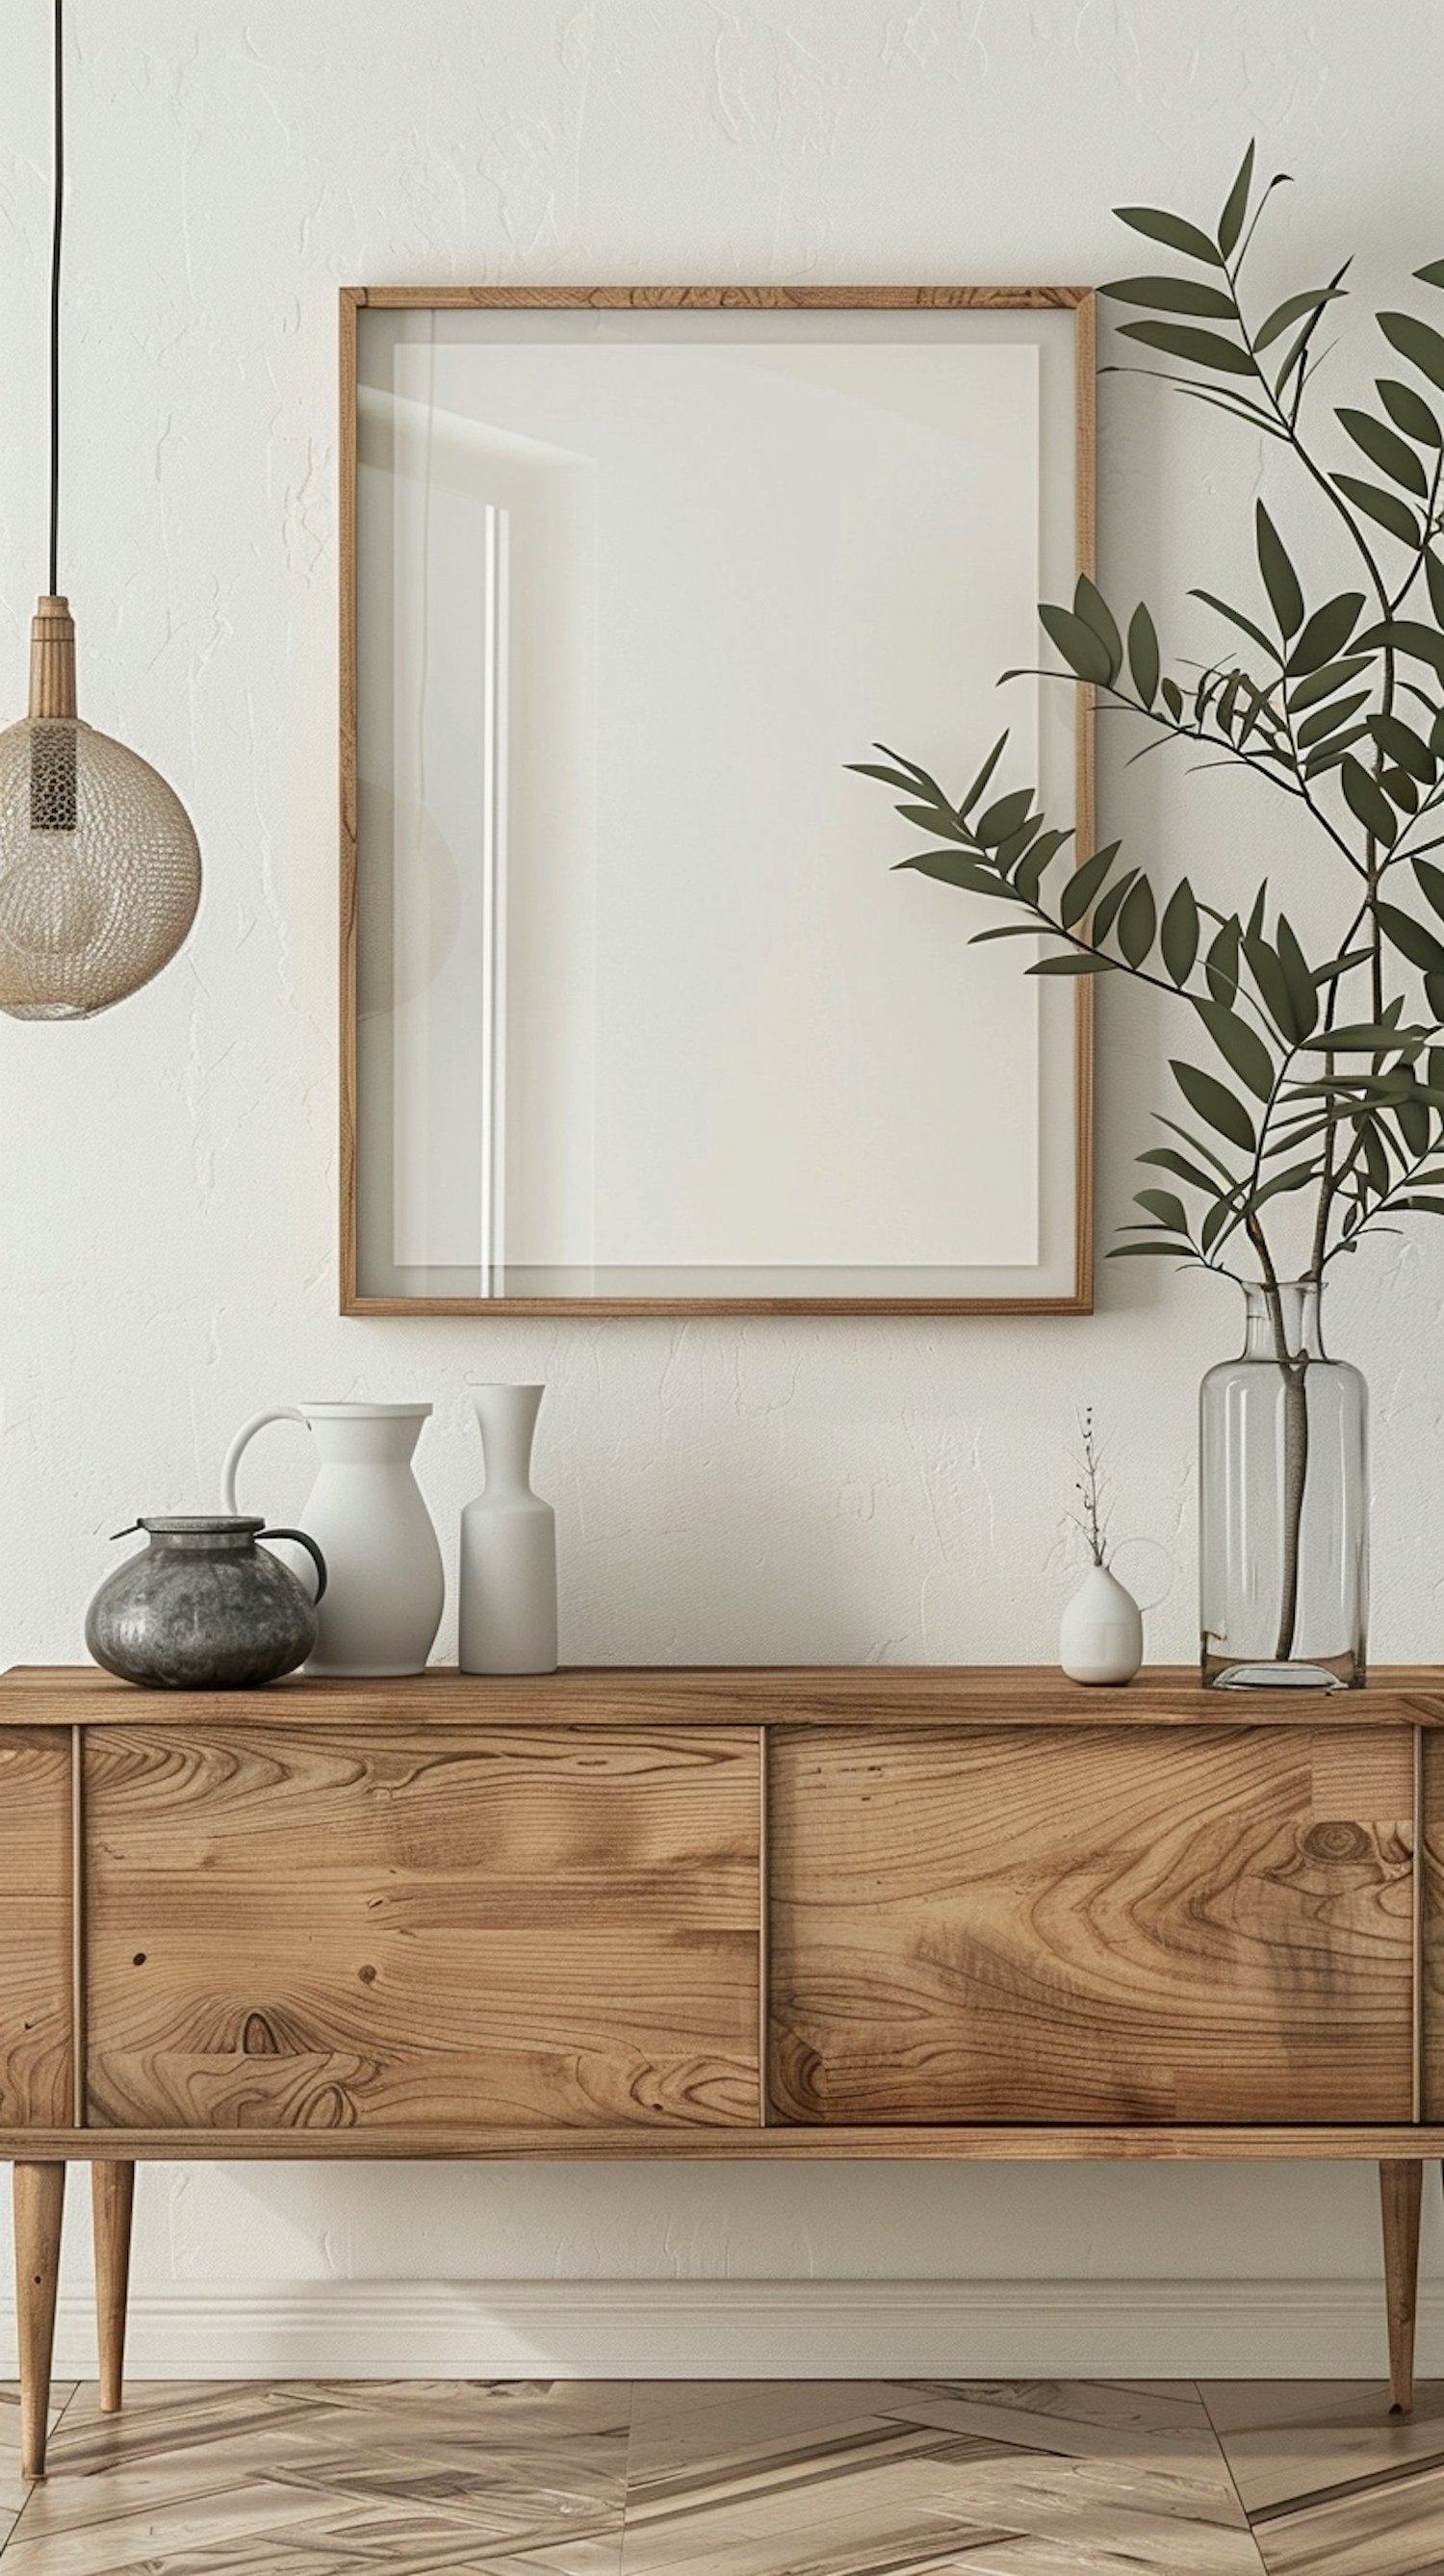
xmin=2 ymin=0 xmax=1444 ymax=2375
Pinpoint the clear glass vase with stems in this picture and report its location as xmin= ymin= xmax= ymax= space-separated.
xmin=1199 ymin=1278 xmax=1368 ymax=1690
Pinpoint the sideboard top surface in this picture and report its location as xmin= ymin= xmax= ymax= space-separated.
xmin=3 ymin=1664 xmax=1442 ymax=1728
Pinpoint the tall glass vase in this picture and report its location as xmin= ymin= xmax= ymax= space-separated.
xmin=1199 ymin=1279 xmax=1368 ymax=1689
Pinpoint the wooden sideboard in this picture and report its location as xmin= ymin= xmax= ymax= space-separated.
xmin=5 ymin=1661 xmax=1444 ymax=2476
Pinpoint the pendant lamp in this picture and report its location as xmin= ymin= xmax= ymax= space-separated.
xmin=0 ymin=0 xmax=200 ymax=1020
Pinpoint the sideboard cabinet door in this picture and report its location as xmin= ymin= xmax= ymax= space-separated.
xmin=86 ymin=1727 xmax=761 ymax=2132
xmin=770 ymin=1726 xmax=1415 ymax=2125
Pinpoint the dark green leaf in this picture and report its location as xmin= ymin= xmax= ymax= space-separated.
xmin=896 ymin=803 xmax=968 ymax=840
xmin=1341 ymin=756 xmax=1401 ymax=844
xmin=1287 ymin=651 xmax=1376 ymax=711
xmin=1161 ymin=880 xmax=1200 ymax=986
xmin=1255 ymin=502 xmax=1304 ymax=638
xmin=1108 ymin=1240 xmax=1196 ymax=1257
xmin=1399 ymin=1195 xmax=1444 ymax=1213
xmin=1414 ymin=856 xmax=1444 ymax=921
xmin=1206 ymin=917 xmax=1242 ymax=1005
xmin=1013 ymin=828 xmax=1072 ymax=902
xmin=1101 ymin=274 xmax=1237 ymax=317
xmin=973 ymin=786 xmax=1037 ymax=848
xmin=1285 ymin=593 xmax=1365 ymax=676
xmin=1194 ymin=995 xmax=1276 ymax=1098
xmin=1058 ymin=841 xmax=1121 ymax=929
xmin=1254 ymin=283 xmax=1347 ymax=351
xmin=1416 ymin=261 xmax=1444 ymax=289
xmin=1303 ymin=1021 xmax=1419 ymax=1049
xmin=994 ymin=819 xmax=1040 ymax=874
xmin=1383 ymin=766 xmax=1421 ymax=814
xmin=1189 ymin=588 xmax=1280 ymax=661
xmin=1380 ymin=308 xmax=1444 ymax=391
xmin=1117 ymin=875 xmax=1157 ymax=968
xmin=847 ymin=761 xmax=933 ymax=792
xmin=1154 ymin=1111 xmax=1236 ymax=1178
xmin=1118 ymin=319 xmax=1254 ymax=374
xmin=1355 ymin=618 xmax=1444 ymax=676
xmin=1091 ymin=870 xmax=1138 ymax=948
xmin=1303 ymin=724 xmax=1374 ymax=775
xmin=1218 ymin=142 xmax=1255 ymax=257
xmin=872 ymin=743 xmax=950 ymax=804
xmin=1026 ymin=951 xmax=1119 ymax=975
xmin=1379 ymin=376 xmax=1443 ymax=445
xmin=1275 ymin=916 xmax=1320 ymax=1040
xmin=1138 ymin=1145 xmax=1225 ymax=1196
xmin=1331 ymin=474 xmax=1421 ymax=545
xmin=1337 ymin=406 xmax=1430 ymax=494
xmin=1427 ymin=550 xmax=1444 ymax=629
xmin=958 ymin=732 xmax=1008 ymax=820
xmin=1250 ymin=1159 xmax=1323 ymax=1211
xmin=895 ymin=853 xmax=1007 ymax=896
xmin=1377 ymin=899 xmax=1444 ymax=972
xmin=1114 ymin=205 xmax=1225 ymax=264
xmin=1171 ymin=1059 xmax=1256 ymax=1153
xmin=1399 ymin=1083 xmax=1432 ymax=1155
xmin=1361 ymin=1118 xmax=1392 ymax=1193
xmin=1073 ymin=578 xmax=1123 ymax=679
xmin=1127 ymin=603 xmax=1160 ymax=708
xmin=1039 ymin=602 xmax=1115 ymax=685
xmin=1369 ymin=712 xmax=1436 ymax=781
xmin=1243 ymin=932 xmax=1300 ymax=1040
xmin=1160 ymin=677 xmax=1185 ymax=720
xmin=1136 ymin=1187 xmax=1190 ymax=1233
xmin=1297 ymin=688 xmax=1372 ymax=749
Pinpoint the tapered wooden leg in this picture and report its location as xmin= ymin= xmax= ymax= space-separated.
xmin=91 ymin=2162 xmax=135 ymax=2415
xmin=13 ymin=2162 xmax=64 ymax=2479
xmin=1380 ymin=2158 xmax=1424 ymax=2413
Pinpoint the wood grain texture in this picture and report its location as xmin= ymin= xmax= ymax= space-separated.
xmin=90 ymin=2160 xmax=133 ymax=2412
xmin=339 ymin=285 xmax=1094 ymax=1318
xmin=85 ymin=1727 xmax=760 ymax=2133
xmin=1380 ymin=2159 xmax=1423 ymax=2412
xmin=5 ymin=1664 xmax=1441 ymax=1729
xmin=0 ymin=1732 xmax=72 ymax=2126
xmin=8 ymin=2122 xmax=1444 ymax=2160
xmin=1419 ymin=1720 xmax=1444 ymax=2119
xmin=770 ymin=1727 xmax=1416 ymax=2125
xmin=13 ymin=2162 xmax=64 ymax=2478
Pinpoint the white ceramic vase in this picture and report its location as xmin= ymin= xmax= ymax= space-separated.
xmin=458 ymin=1385 xmax=557 ymax=1676
xmin=221 ymin=1400 xmax=445 ymax=1677
xmin=1059 ymin=1560 xmax=1144 ymax=1686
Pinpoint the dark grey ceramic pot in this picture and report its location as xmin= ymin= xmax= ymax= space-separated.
xmin=85 ymin=1516 xmax=327 ymax=1688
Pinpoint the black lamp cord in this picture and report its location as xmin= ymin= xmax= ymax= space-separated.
xmin=47 ymin=0 xmax=63 ymax=597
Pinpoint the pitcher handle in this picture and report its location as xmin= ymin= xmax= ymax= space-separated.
xmin=221 ymin=1407 xmax=307 ymax=1512
xmin=259 ymin=1527 xmax=327 ymax=1605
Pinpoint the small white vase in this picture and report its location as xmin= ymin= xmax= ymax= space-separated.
xmin=221 ymin=1400 xmax=445 ymax=1677
xmin=458 ymin=1385 xmax=558 ymax=1676
xmin=1059 ymin=1561 xmax=1144 ymax=1686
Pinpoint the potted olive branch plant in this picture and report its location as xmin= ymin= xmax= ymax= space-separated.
xmin=854 ymin=143 xmax=1444 ymax=1688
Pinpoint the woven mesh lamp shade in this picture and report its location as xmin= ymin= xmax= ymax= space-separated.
xmin=0 ymin=597 xmax=200 ymax=1019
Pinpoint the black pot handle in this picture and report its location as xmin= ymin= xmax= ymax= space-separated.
xmin=259 ymin=1527 xmax=327 ymax=1605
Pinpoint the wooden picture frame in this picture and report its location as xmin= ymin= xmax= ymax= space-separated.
xmin=340 ymin=286 xmax=1096 ymax=1317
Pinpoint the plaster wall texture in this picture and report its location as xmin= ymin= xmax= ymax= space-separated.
xmin=1 ymin=0 xmax=1442 ymax=2368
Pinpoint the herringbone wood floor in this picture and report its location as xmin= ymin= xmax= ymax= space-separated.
xmin=0 ymin=2376 xmax=1439 ymax=2573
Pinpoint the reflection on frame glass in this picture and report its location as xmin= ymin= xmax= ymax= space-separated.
xmin=343 ymin=290 xmax=1095 ymax=1314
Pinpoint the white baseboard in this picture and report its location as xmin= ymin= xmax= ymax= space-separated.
xmin=0 ymin=2276 xmax=1434 ymax=2381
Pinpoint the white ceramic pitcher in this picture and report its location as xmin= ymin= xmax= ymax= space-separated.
xmin=221 ymin=1401 xmax=444 ymax=1677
